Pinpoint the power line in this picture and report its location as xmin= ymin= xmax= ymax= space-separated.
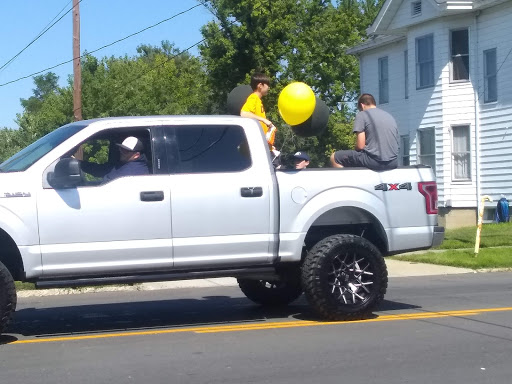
xmin=38 ymin=1 xmax=74 ymax=38
xmin=0 ymin=0 xmax=83 ymax=74
xmin=474 ymin=45 xmax=512 ymax=101
xmin=81 ymin=16 xmax=237 ymax=112
xmin=71 ymin=17 xmax=235 ymax=114
xmin=110 ymin=40 xmax=204 ymax=95
xmin=0 ymin=4 xmax=202 ymax=88
xmin=495 ymin=46 xmax=512 ymax=79
xmin=70 ymin=37 xmax=208 ymax=115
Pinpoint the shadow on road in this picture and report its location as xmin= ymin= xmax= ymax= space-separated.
xmin=3 ymin=294 xmax=421 ymax=343
xmin=379 ymin=299 xmax=422 ymax=311
xmin=0 ymin=335 xmax=17 ymax=345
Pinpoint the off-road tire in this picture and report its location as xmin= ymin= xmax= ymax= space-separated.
xmin=301 ymin=234 xmax=387 ymax=320
xmin=238 ymin=278 xmax=303 ymax=307
xmin=0 ymin=261 xmax=17 ymax=335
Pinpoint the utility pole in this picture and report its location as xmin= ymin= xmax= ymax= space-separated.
xmin=73 ymin=0 xmax=82 ymax=121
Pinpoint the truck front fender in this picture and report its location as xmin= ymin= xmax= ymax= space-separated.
xmin=0 ymin=205 xmax=38 ymax=246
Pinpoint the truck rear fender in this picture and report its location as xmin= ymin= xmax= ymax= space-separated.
xmin=279 ymin=187 xmax=389 ymax=262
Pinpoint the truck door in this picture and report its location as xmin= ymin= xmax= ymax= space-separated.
xmin=37 ymin=126 xmax=174 ymax=276
xmin=167 ymin=123 xmax=275 ymax=268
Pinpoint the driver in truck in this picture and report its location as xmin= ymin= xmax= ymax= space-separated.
xmin=80 ymin=136 xmax=149 ymax=182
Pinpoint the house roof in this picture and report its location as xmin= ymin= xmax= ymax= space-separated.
xmin=346 ymin=35 xmax=406 ymax=55
xmin=345 ymin=0 xmax=509 ymax=55
xmin=366 ymin=0 xmax=507 ymax=36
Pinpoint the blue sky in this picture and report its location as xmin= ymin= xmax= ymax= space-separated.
xmin=0 ymin=0 xmax=213 ymax=128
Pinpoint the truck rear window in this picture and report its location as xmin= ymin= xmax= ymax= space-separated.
xmin=174 ymin=125 xmax=251 ymax=173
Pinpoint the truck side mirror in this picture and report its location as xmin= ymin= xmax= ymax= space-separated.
xmin=47 ymin=158 xmax=82 ymax=189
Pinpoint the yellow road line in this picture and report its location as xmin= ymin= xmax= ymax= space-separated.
xmin=10 ymin=306 xmax=512 ymax=344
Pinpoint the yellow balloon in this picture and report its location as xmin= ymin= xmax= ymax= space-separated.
xmin=278 ymin=82 xmax=316 ymax=125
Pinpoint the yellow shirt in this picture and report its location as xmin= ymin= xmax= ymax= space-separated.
xmin=241 ymin=93 xmax=268 ymax=134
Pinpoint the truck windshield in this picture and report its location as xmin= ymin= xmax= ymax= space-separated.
xmin=0 ymin=122 xmax=89 ymax=172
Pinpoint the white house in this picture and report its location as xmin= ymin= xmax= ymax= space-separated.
xmin=347 ymin=0 xmax=512 ymax=228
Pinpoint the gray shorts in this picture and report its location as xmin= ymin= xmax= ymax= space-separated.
xmin=333 ymin=150 xmax=397 ymax=171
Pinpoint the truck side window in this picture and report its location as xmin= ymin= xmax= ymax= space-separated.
xmin=68 ymin=128 xmax=152 ymax=186
xmin=175 ymin=125 xmax=251 ymax=173
xmin=79 ymin=139 xmax=110 ymax=183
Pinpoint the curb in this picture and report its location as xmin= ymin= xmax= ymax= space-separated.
xmin=475 ymin=267 xmax=512 ymax=273
xmin=384 ymin=259 xmax=475 ymax=277
xmin=17 ymin=278 xmax=239 ymax=298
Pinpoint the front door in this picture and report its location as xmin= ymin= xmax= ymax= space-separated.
xmin=37 ymin=127 xmax=173 ymax=277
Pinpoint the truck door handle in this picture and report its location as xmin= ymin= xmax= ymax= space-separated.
xmin=140 ymin=191 xmax=164 ymax=201
xmin=241 ymin=187 xmax=263 ymax=197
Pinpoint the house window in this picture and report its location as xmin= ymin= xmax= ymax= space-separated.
xmin=404 ymin=50 xmax=409 ymax=99
xmin=416 ymin=34 xmax=434 ymax=89
xmin=411 ymin=1 xmax=422 ymax=16
xmin=378 ymin=56 xmax=389 ymax=104
xmin=417 ymin=128 xmax=436 ymax=172
xmin=450 ymin=29 xmax=469 ymax=82
xmin=400 ymin=135 xmax=410 ymax=165
xmin=484 ymin=48 xmax=497 ymax=103
xmin=452 ymin=125 xmax=471 ymax=180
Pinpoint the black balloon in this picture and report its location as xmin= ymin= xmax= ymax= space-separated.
xmin=291 ymin=97 xmax=329 ymax=137
xmin=226 ymin=84 xmax=253 ymax=115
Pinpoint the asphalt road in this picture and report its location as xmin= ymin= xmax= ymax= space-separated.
xmin=1 ymin=272 xmax=512 ymax=384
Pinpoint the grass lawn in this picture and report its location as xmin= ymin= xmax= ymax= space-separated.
xmin=438 ymin=222 xmax=512 ymax=249
xmin=390 ymin=248 xmax=512 ymax=269
xmin=15 ymin=281 xmax=35 ymax=290
xmin=389 ymin=222 xmax=512 ymax=269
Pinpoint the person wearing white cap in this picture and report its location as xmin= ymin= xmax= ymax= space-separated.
xmin=81 ymin=136 xmax=149 ymax=182
xmin=293 ymin=151 xmax=310 ymax=169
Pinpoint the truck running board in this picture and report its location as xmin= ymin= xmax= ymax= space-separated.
xmin=35 ymin=267 xmax=280 ymax=289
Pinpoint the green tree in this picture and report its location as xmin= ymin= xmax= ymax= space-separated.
xmin=0 ymin=128 xmax=26 ymax=162
xmin=20 ymin=72 xmax=60 ymax=114
xmin=79 ymin=41 xmax=210 ymax=118
xmin=1 ymin=72 xmax=73 ymax=161
xmin=16 ymin=84 xmax=73 ymax=143
xmin=277 ymin=1 xmax=365 ymax=164
xmin=199 ymin=0 xmax=304 ymax=110
xmin=12 ymin=42 xmax=210 ymax=152
xmin=199 ymin=0 xmax=377 ymax=166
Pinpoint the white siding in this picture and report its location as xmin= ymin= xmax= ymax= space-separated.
xmin=359 ymin=22 xmax=448 ymax=201
xmin=475 ymin=1 xmax=512 ymax=201
xmin=389 ymin=0 xmax=440 ymax=31
xmin=439 ymin=17 xmax=477 ymax=207
xmin=354 ymin=1 xmax=512 ymax=210
xmin=359 ymin=39 xmax=408 ymax=132
xmin=406 ymin=21 xmax=446 ymax=203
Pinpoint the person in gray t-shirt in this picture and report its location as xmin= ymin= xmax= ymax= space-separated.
xmin=330 ymin=93 xmax=399 ymax=170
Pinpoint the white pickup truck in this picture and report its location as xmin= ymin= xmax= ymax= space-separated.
xmin=0 ymin=116 xmax=444 ymax=334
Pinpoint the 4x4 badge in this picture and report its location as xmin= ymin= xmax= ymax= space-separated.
xmin=374 ymin=183 xmax=412 ymax=191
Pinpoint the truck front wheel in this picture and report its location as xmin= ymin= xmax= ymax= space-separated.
xmin=302 ymin=234 xmax=387 ymax=320
xmin=238 ymin=278 xmax=303 ymax=307
xmin=0 ymin=261 xmax=17 ymax=335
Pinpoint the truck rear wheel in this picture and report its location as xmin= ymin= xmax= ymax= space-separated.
xmin=302 ymin=234 xmax=387 ymax=320
xmin=238 ymin=278 xmax=303 ymax=307
xmin=0 ymin=261 xmax=17 ymax=335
